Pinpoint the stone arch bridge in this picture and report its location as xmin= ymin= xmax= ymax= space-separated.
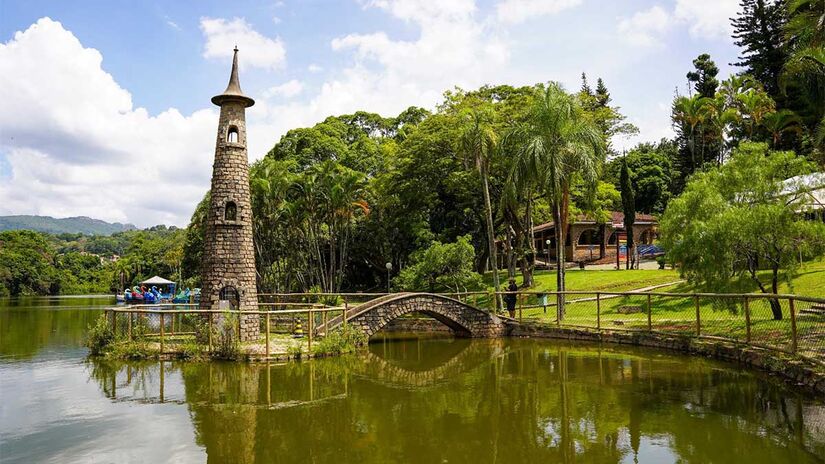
xmin=318 ymin=293 xmax=506 ymax=338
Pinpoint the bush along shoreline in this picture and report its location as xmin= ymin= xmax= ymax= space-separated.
xmin=84 ymin=313 xmax=369 ymax=362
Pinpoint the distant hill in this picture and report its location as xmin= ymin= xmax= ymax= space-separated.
xmin=0 ymin=215 xmax=137 ymax=236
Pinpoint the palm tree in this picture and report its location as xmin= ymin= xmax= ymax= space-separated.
xmin=509 ymin=83 xmax=604 ymax=318
xmin=736 ymin=88 xmax=776 ymax=138
xmin=762 ymin=109 xmax=803 ymax=148
xmin=459 ymin=110 xmax=501 ymax=301
xmin=672 ymin=95 xmax=709 ymax=170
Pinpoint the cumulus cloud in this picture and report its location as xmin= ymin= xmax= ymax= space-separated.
xmin=0 ymin=18 xmax=216 ymax=227
xmin=618 ymin=5 xmax=672 ymax=47
xmin=241 ymin=0 xmax=514 ymax=161
xmin=675 ymin=0 xmax=739 ymax=39
xmin=200 ymin=17 xmax=286 ymax=70
xmin=263 ymin=79 xmax=304 ymax=99
xmin=495 ymin=0 xmax=582 ymax=24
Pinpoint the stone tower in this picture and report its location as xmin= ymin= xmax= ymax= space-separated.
xmin=201 ymin=47 xmax=259 ymax=341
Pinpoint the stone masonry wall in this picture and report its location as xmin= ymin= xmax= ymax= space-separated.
xmin=200 ymin=100 xmax=259 ymax=341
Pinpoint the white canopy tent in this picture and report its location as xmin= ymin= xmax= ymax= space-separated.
xmin=140 ymin=276 xmax=176 ymax=286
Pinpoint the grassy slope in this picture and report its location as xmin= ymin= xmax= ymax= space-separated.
xmin=486 ymin=268 xmax=681 ymax=293
xmin=496 ymin=260 xmax=825 ymax=359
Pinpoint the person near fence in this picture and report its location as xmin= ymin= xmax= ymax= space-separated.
xmin=505 ymin=279 xmax=518 ymax=318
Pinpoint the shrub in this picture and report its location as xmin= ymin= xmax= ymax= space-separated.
xmin=213 ymin=312 xmax=241 ymax=360
xmin=109 ymin=341 xmax=152 ymax=359
xmin=312 ymin=325 xmax=367 ymax=356
xmin=286 ymin=344 xmax=304 ymax=359
xmin=85 ymin=313 xmax=114 ymax=355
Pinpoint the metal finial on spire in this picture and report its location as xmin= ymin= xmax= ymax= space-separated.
xmin=211 ymin=47 xmax=255 ymax=107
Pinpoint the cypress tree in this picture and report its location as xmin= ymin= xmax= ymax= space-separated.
xmin=731 ymin=0 xmax=787 ymax=100
xmin=580 ymin=72 xmax=593 ymax=96
xmin=595 ymin=78 xmax=611 ymax=107
xmin=620 ymin=159 xmax=636 ymax=270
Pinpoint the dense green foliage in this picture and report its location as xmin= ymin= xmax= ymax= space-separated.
xmin=395 ymin=235 xmax=484 ymax=292
xmin=660 ymin=143 xmax=825 ymax=318
xmin=0 ymin=226 xmax=185 ymax=296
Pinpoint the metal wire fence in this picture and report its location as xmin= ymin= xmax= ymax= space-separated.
xmin=497 ymin=291 xmax=825 ymax=365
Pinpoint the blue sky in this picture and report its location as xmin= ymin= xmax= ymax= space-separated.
xmin=0 ymin=0 xmax=742 ymax=227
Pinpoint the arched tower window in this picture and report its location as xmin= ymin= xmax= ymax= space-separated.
xmin=225 ymin=201 xmax=237 ymax=221
xmin=219 ymin=286 xmax=240 ymax=310
xmin=227 ymin=126 xmax=239 ymax=143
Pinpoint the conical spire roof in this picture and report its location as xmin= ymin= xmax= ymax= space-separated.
xmin=211 ymin=47 xmax=255 ymax=107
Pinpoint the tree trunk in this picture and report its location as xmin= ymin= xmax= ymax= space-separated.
xmin=506 ymin=227 xmax=516 ymax=279
xmin=521 ymin=196 xmax=535 ymax=287
xmin=480 ymin=162 xmax=500 ymax=306
xmin=770 ymin=270 xmax=783 ymax=320
xmin=553 ymin=200 xmax=566 ymax=320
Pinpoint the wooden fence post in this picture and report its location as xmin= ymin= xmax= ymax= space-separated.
xmin=265 ymin=312 xmax=271 ymax=359
xmin=744 ymin=296 xmax=751 ymax=343
xmin=790 ymin=297 xmax=798 ymax=354
xmin=111 ymin=309 xmax=117 ymax=336
xmin=647 ymin=294 xmax=652 ymax=331
xmin=518 ymin=295 xmax=523 ymax=323
xmin=208 ymin=312 xmax=213 ymax=352
xmin=596 ymin=293 xmax=601 ymax=330
xmin=694 ymin=295 xmax=701 ymax=336
xmin=556 ymin=292 xmax=561 ymax=327
xmin=308 ymin=309 xmax=314 ymax=352
xmin=343 ymin=297 xmax=348 ymax=328
xmin=160 ymin=313 xmax=165 ymax=354
xmin=128 ymin=311 xmax=133 ymax=340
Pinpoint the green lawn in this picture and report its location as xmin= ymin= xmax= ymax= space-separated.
xmin=479 ymin=260 xmax=825 ymax=362
xmin=485 ymin=268 xmax=681 ymax=293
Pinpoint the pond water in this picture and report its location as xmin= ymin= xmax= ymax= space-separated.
xmin=1 ymin=297 xmax=824 ymax=463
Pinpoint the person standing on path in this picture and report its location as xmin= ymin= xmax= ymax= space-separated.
xmin=505 ymin=279 xmax=518 ymax=318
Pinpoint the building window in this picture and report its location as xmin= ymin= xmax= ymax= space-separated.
xmin=225 ymin=201 xmax=237 ymax=221
xmin=219 ymin=286 xmax=240 ymax=310
xmin=227 ymin=126 xmax=239 ymax=143
xmin=577 ymin=229 xmax=601 ymax=246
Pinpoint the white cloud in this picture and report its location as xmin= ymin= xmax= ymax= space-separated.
xmin=307 ymin=63 xmax=323 ymax=73
xmin=263 ymin=79 xmax=304 ymax=98
xmin=675 ymin=0 xmax=739 ymax=39
xmin=200 ymin=17 xmax=286 ymax=70
xmin=495 ymin=0 xmax=582 ymax=24
xmin=618 ymin=5 xmax=672 ymax=47
xmin=165 ymin=17 xmax=181 ymax=31
xmin=0 ymin=18 xmax=215 ymax=227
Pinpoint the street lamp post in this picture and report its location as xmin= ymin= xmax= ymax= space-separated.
xmin=545 ymin=239 xmax=552 ymax=270
xmin=385 ymin=262 xmax=393 ymax=294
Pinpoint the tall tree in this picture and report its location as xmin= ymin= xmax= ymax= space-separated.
xmin=620 ymin=159 xmax=636 ymax=269
xmin=686 ymin=53 xmax=720 ymax=98
xmin=732 ymin=0 xmax=787 ymax=99
xmin=510 ymin=83 xmax=604 ymax=317
xmin=782 ymin=0 xmax=825 ymax=159
xmin=661 ymin=143 xmax=825 ymax=319
xmin=595 ymin=78 xmax=611 ymax=107
xmin=459 ymin=110 xmax=501 ymax=299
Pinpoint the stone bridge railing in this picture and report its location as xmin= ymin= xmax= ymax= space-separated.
xmin=316 ymin=293 xmax=506 ymax=338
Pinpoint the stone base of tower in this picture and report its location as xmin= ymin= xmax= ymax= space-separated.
xmin=239 ymin=314 xmax=260 ymax=341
